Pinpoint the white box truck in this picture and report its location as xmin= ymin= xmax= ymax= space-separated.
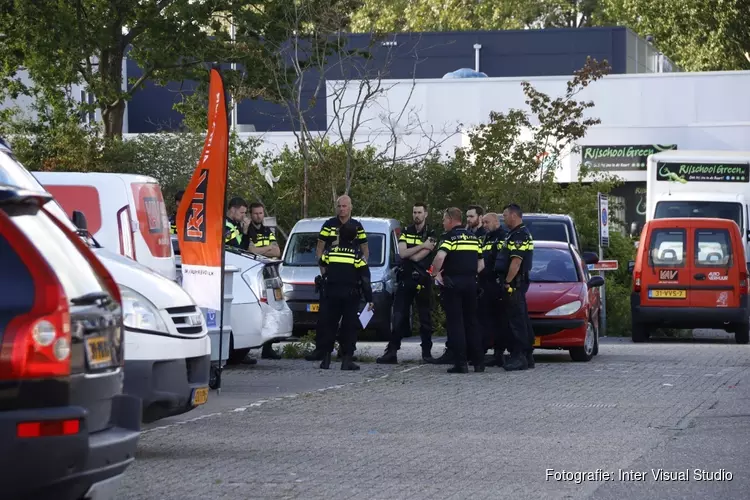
xmin=646 ymin=150 xmax=750 ymax=264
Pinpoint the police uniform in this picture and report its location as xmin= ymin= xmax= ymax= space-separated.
xmin=435 ymin=227 xmax=483 ymax=372
xmin=319 ymin=217 xmax=368 ymax=250
xmin=470 ymin=225 xmax=487 ymax=240
xmin=478 ymin=227 xmax=508 ymax=361
xmin=494 ymin=223 xmax=535 ymax=370
xmin=224 ymin=217 xmax=247 ymax=249
xmin=247 ymin=222 xmax=277 ymax=251
xmin=318 ymin=242 xmax=373 ymax=370
xmin=382 ymin=224 xmax=436 ymax=360
xmin=169 ymin=214 xmax=177 ymax=235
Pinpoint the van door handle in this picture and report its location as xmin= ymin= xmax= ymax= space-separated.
xmin=694 ymin=273 xmax=706 ymax=280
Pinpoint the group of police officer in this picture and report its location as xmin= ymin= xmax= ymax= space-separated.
xmin=374 ymin=202 xmax=536 ymax=373
xmin=172 ymin=191 xmax=535 ymax=373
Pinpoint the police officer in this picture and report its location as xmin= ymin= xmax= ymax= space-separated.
xmin=495 ymin=203 xmax=535 ymax=371
xmin=305 ymin=195 xmax=369 ymax=361
xmin=169 ymin=190 xmax=184 ymax=235
xmin=224 ymin=196 xmax=250 ymax=249
xmin=376 ymin=202 xmax=436 ymax=365
xmin=431 ymin=207 xmax=485 ymax=373
xmin=244 ymin=202 xmax=283 ymax=360
xmin=466 ymin=204 xmax=487 ymax=240
xmin=317 ymin=222 xmax=374 ymax=371
xmin=245 ymin=202 xmax=281 ymax=259
xmin=478 ymin=212 xmax=508 ymax=366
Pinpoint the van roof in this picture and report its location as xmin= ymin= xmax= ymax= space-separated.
xmin=291 ymin=216 xmax=400 ymax=232
xmin=33 ymin=171 xmax=160 ymax=185
xmin=651 ymin=150 xmax=750 ymax=161
xmin=646 ymin=217 xmax=741 ymax=229
xmin=524 ymin=213 xmax=574 ymax=221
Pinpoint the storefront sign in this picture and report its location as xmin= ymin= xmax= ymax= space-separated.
xmin=656 ymin=162 xmax=750 ymax=183
xmin=582 ymin=144 xmax=677 ymax=170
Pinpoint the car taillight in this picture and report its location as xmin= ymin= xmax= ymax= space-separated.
xmin=117 ymin=205 xmax=136 ymax=260
xmin=0 ymin=212 xmax=71 ymax=380
xmin=633 ymin=270 xmax=642 ymax=293
xmin=740 ymin=270 xmax=748 ymax=295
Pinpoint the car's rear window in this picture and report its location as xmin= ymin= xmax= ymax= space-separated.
xmin=283 ymin=231 xmax=385 ymax=267
xmin=7 ymin=205 xmax=107 ymax=301
xmin=649 ymin=229 xmax=686 ymax=267
xmin=695 ymin=229 xmax=732 ymax=266
xmin=523 ymin=219 xmax=571 ymax=244
xmin=530 ymin=247 xmax=579 ymax=283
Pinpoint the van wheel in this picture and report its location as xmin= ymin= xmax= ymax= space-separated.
xmin=735 ymin=323 xmax=750 ymax=344
xmin=376 ymin=300 xmax=396 ymax=341
xmin=570 ymin=321 xmax=596 ymax=362
xmin=592 ymin=323 xmax=600 ymax=356
xmin=226 ymin=334 xmax=251 ymax=365
xmin=631 ymin=322 xmax=649 ymax=343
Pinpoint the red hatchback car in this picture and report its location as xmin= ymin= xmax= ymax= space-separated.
xmin=526 ymin=240 xmax=604 ymax=362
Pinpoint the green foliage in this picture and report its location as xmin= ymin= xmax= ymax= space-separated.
xmin=600 ymin=0 xmax=750 ymax=71
xmin=602 ymin=231 xmax=636 ymax=336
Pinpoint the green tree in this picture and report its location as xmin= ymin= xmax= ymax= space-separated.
xmin=0 ymin=0 xmax=314 ymax=137
xmin=600 ymin=0 xmax=750 ymax=71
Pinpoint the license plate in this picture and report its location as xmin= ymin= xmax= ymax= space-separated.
xmin=533 ymin=337 xmax=541 ymax=347
xmin=274 ymin=288 xmax=283 ymax=301
xmin=307 ymin=303 xmax=319 ymax=312
xmin=192 ymin=387 xmax=209 ymax=406
xmin=649 ymin=289 xmax=687 ymax=299
xmin=85 ymin=336 xmax=112 ymax=368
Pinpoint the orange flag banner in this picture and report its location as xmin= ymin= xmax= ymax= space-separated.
xmin=176 ymin=67 xmax=229 ymax=311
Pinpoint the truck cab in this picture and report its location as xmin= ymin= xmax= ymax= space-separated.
xmin=643 ymin=150 xmax=750 ymax=265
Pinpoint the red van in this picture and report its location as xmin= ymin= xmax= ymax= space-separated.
xmin=630 ymin=217 xmax=749 ymax=344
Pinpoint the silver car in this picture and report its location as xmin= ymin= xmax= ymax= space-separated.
xmin=279 ymin=217 xmax=402 ymax=339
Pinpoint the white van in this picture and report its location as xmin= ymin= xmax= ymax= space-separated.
xmin=33 ymin=172 xmax=176 ymax=281
xmin=646 ymin=150 xmax=750 ymax=263
xmin=0 ymin=147 xmax=211 ymax=423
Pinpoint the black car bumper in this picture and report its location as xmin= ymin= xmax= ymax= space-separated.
xmin=124 ymin=354 xmax=211 ymax=423
xmin=0 ymin=393 xmax=141 ymax=500
xmin=530 ymin=318 xmax=586 ymax=336
xmin=631 ymin=294 xmax=750 ymax=328
xmin=286 ymin=285 xmax=392 ymax=333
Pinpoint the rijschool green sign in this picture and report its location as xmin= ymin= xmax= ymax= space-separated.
xmin=582 ymin=144 xmax=677 ymax=170
xmin=656 ymin=162 xmax=750 ymax=183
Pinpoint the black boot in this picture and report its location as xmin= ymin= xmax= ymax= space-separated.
xmin=305 ymin=348 xmax=325 ymax=361
xmin=421 ymin=348 xmax=434 ymax=362
xmin=319 ymin=352 xmax=331 ymax=369
xmin=526 ymin=351 xmax=535 ymax=369
xmin=262 ymin=343 xmax=282 ymax=360
xmin=474 ymin=359 xmax=486 ymax=373
xmin=241 ymin=355 xmax=258 ymax=365
xmin=376 ymin=347 xmax=398 ymax=364
xmin=447 ymin=363 xmax=469 ymax=374
xmin=503 ymin=353 xmax=528 ymax=372
xmin=431 ymin=348 xmax=455 ymax=365
xmin=341 ymin=355 xmax=360 ymax=371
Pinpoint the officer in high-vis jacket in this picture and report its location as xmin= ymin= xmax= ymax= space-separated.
xmin=494 ymin=203 xmax=535 ymax=371
xmin=478 ymin=212 xmax=508 ymax=367
xmin=317 ymin=222 xmax=374 ymax=371
xmin=224 ymin=196 xmax=250 ymax=249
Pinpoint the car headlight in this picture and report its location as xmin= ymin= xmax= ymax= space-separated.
xmin=371 ymin=281 xmax=384 ymax=292
xmin=120 ymin=285 xmax=170 ymax=333
xmin=283 ymin=283 xmax=294 ymax=293
xmin=545 ymin=300 xmax=582 ymax=317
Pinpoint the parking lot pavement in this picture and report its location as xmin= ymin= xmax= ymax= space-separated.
xmin=120 ymin=338 xmax=750 ymax=500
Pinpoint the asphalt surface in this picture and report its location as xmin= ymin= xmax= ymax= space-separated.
xmin=117 ymin=334 xmax=750 ymax=499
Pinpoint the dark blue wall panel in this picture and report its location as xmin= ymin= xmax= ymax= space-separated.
xmin=127 ymin=27 xmax=630 ymax=133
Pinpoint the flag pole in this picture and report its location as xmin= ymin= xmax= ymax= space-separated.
xmin=215 ymin=64 xmax=230 ymax=394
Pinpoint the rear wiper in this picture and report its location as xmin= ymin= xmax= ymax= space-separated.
xmin=71 ymin=291 xmax=111 ymax=306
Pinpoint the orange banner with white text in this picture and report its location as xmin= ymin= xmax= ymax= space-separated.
xmin=176 ymin=67 xmax=229 ymax=311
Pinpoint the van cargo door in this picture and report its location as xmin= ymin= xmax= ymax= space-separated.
xmin=643 ymin=227 xmax=691 ymax=306
xmin=690 ymin=227 xmax=737 ymax=309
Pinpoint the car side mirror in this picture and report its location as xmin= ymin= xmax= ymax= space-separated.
xmin=627 ymin=260 xmax=635 ymax=274
xmin=71 ymin=210 xmax=88 ymax=232
xmin=582 ymin=251 xmax=599 ymax=265
xmin=587 ymin=276 xmax=605 ymax=288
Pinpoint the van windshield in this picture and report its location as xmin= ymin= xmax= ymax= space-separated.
xmin=283 ymin=232 xmax=385 ymax=267
xmin=654 ymin=201 xmax=743 ymax=229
